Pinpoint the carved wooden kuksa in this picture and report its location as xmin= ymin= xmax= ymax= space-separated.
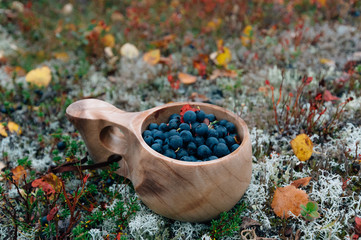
xmin=66 ymin=99 xmax=252 ymax=222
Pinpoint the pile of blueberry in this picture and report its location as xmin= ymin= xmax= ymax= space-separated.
xmin=142 ymin=105 xmax=241 ymax=162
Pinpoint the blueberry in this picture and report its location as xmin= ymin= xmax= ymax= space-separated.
xmin=186 ymin=142 xmax=197 ymax=155
xmin=167 ymin=129 xmax=179 ymax=138
xmin=196 ymin=110 xmax=206 ymax=122
xmin=219 ymin=119 xmax=228 ymax=126
xmin=195 ymin=123 xmax=208 ymax=136
xmin=213 ymin=143 xmax=230 ymax=158
xmin=219 ymin=138 xmax=226 ymax=144
xmin=148 ymin=123 xmax=158 ymax=130
xmin=183 ymin=111 xmax=197 ymax=123
xmin=180 ymin=156 xmax=193 ymax=161
xmin=143 ymin=130 xmax=152 ymax=137
xmin=179 ymin=123 xmax=191 ymax=131
xmin=208 ymin=156 xmax=218 ymax=160
xmin=168 ymin=119 xmax=180 ymax=129
xmin=197 ymin=145 xmax=212 ymax=158
xmin=206 ymin=137 xmax=219 ymax=150
xmin=180 ymin=130 xmax=193 ymax=143
xmin=190 ymin=122 xmax=200 ymax=133
xmin=164 ymin=149 xmax=176 ymax=159
xmin=176 ymin=148 xmax=188 ymax=159
xmin=224 ymin=135 xmax=236 ymax=147
xmin=205 ymin=114 xmax=216 ymax=122
xmin=231 ymin=144 xmax=240 ymax=152
xmin=153 ymin=130 xmax=165 ymax=140
xmin=169 ymin=113 xmax=181 ymax=121
xmin=40 ymin=216 xmax=48 ymax=226
xmin=215 ymin=125 xmax=227 ymax=138
xmin=151 ymin=143 xmax=163 ymax=153
xmin=207 ymin=129 xmax=219 ymax=138
xmin=154 ymin=139 xmax=163 ymax=145
xmin=189 ymin=155 xmax=198 ymax=161
xmin=169 ymin=135 xmax=183 ymax=150
xmin=225 ymin=122 xmax=236 ymax=133
xmin=159 ymin=123 xmax=169 ymax=132
xmin=144 ymin=135 xmax=154 ymax=146
xmin=57 ymin=141 xmax=67 ymax=151
xmin=194 ymin=136 xmax=205 ymax=146
xmin=0 ymin=107 xmax=7 ymax=114
xmin=162 ymin=144 xmax=170 ymax=151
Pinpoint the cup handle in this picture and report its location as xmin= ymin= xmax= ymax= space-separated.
xmin=66 ymin=99 xmax=139 ymax=178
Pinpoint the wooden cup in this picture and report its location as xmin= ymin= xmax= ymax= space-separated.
xmin=66 ymin=99 xmax=252 ymax=222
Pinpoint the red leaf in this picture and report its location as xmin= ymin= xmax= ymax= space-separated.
xmin=83 ymin=174 xmax=90 ymax=184
xmin=303 ymin=76 xmax=313 ymax=85
xmin=47 ymin=206 xmax=59 ymax=221
xmin=265 ymin=79 xmax=270 ymax=85
xmin=323 ymin=90 xmax=339 ymax=102
xmin=355 ymin=216 xmax=361 ymax=234
xmin=32 ymin=178 xmax=55 ymax=195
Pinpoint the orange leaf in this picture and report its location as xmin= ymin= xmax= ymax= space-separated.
xmin=143 ymin=49 xmax=160 ymax=65
xmin=291 ymin=177 xmax=312 ymax=188
xmin=151 ymin=34 xmax=176 ymax=48
xmin=178 ymin=72 xmax=197 ymax=85
xmin=271 ymin=185 xmax=309 ymax=218
xmin=209 ymin=69 xmax=237 ymax=80
xmin=31 ymin=173 xmax=62 ymax=199
xmin=101 ymin=34 xmax=115 ymax=48
xmin=11 ymin=165 xmax=27 ymax=184
xmin=42 ymin=173 xmax=62 ymax=193
xmin=291 ymin=134 xmax=313 ymax=162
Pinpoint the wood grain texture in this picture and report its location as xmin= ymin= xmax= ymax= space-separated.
xmin=66 ymin=99 xmax=252 ymax=222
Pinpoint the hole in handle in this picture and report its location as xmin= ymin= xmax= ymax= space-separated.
xmin=108 ymin=154 xmax=122 ymax=163
xmin=100 ymin=126 xmax=128 ymax=156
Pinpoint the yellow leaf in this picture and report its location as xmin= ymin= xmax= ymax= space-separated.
xmin=25 ymin=66 xmax=52 ymax=87
xmin=120 ymin=43 xmax=139 ymax=59
xmin=53 ymin=52 xmax=69 ymax=62
xmin=319 ymin=58 xmax=335 ymax=67
xmin=178 ymin=72 xmax=197 ymax=84
xmin=291 ymin=134 xmax=313 ymax=162
xmin=316 ymin=0 xmax=326 ymax=7
xmin=11 ymin=165 xmax=27 ymax=184
xmin=215 ymin=47 xmax=232 ymax=67
xmin=143 ymin=49 xmax=161 ymax=65
xmin=0 ymin=121 xmax=22 ymax=137
xmin=0 ymin=124 xmax=6 ymax=137
xmin=243 ymin=25 xmax=253 ymax=37
xmin=271 ymin=185 xmax=309 ymax=218
xmin=102 ymin=34 xmax=115 ymax=48
xmin=206 ymin=18 xmax=222 ymax=31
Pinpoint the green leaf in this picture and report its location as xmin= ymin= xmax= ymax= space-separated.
xmin=307 ymin=201 xmax=318 ymax=212
xmin=309 ymin=211 xmax=320 ymax=218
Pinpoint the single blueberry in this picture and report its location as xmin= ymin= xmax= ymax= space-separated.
xmin=183 ymin=111 xmax=197 ymax=123
xmin=207 ymin=129 xmax=219 ymax=138
xmin=159 ymin=123 xmax=169 ymax=132
xmin=167 ymin=129 xmax=180 ymax=137
xmin=164 ymin=149 xmax=176 ymax=159
xmin=231 ymin=144 xmax=240 ymax=152
xmin=189 ymin=155 xmax=198 ymax=162
xmin=205 ymin=114 xmax=216 ymax=122
xmin=169 ymin=113 xmax=181 ymax=121
xmin=176 ymin=148 xmax=188 ymax=159
xmin=224 ymin=135 xmax=236 ymax=147
xmin=213 ymin=143 xmax=230 ymax=158
xmin=186 ymin=142 xmax=197 ymax=155
xmin=144 ymin=135 xmax=154 ymax=146
xmin=219 ymin=119 xmax=228 ymax=126
xmin=196 ymin=110 xmax=206 ymax=122
xmin=219 ymin=138 xmax=226 ymax=144
xmin=195 ymin=123 xmax=208 ymax=136
xmin=225 ymin=122 xmax=236 ymax=133
xmin=148 ymin=123 xmax=158 ymax=130
xmin=206 ymin=137 xmax=219 ymax=150
xmin=190 ymin=122 xmax=200 ymax=133
xmin=208 ymin=156 xmax=218 ymax=160
xmin=162 ymin=144 xmax=170 ymax=151
xmin=180 ymin=156 xmax=193 ymax=161
xmin=151 ymin=143 xmax=163 ymax=153
xmin=57 ymin=141 xmax=67 ymax=151
xmin=168 ymin=119 xmax=180 ymax=129
xmin=179 ymin=123 xmax=191 ymax=131
xmin=215 ymin=125 xmax=227 ymax=138
xmin=194 ymin=136 xmax=205 ymax=146
xmin=154 ymin=139 xmax=163 ymax=145
xmin=40 ymin=216 xmax=48 ymax=226
xmin=180 ymin=130 xmax=193 ymax=143
xmin=143 ymin=130 xmax=152 ymax=137
xmin=197 ymin=145 xmax=212 ymax=158
xmin=153 ymin=130 xmax=165 ymax=140
xmin=169 ymin=135 xmax=183 ymax=150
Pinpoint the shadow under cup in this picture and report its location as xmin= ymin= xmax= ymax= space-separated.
xmin=132 ymin=103 xmax=252 ymax=222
